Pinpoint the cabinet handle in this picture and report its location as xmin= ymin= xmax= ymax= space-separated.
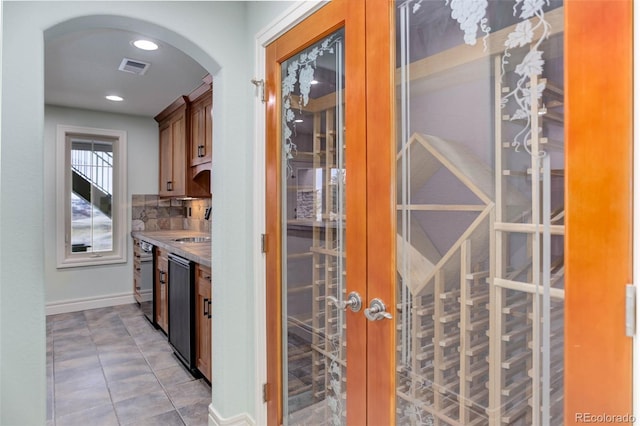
xmin=167 ymin=181 xmax=173 ymax=191
xmin=198 ymin=145 xmax=205 ymax=157
xmin=204 ymin=275 xmax=211 ymax=281
xmin=208 ymin=300 xmax=212 ymax=319
xmin=135 ymin=267 xmax=141 ymax=272
xmin=204 ymin=297 xmax=210 ymax=317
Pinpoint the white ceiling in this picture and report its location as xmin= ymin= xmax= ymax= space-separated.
xmin=45 ymin=28 xmax=208 ymax=118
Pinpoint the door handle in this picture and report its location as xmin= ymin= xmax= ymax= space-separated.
xmin=326 ymin=291 xmax=362 ymax=313
xmin=364 ymin=298 xmax=393 ymax=321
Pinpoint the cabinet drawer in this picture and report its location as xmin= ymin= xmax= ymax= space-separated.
xmin=197 ymin=264 xmax=211 ymax=281
xmin=196 ymin=265 xmax=211 ymax=294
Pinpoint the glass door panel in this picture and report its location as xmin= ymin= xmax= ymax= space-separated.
xmin=394 ymin=2 xmax=564 ymax=425
xmin=281 ymin=29 xmax=347 ymax=426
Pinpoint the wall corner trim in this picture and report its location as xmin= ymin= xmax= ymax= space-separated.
xmin=208 ymin=403 xmax=256 ymax=426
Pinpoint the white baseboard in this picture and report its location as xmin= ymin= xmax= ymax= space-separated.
xmin=45 ymin=292 xmax=135 ymax=315
xmin=208 ymin=403 xmax=255 ymax=426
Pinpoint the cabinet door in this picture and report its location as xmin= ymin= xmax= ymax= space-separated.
xmin=189 ymin=94 xmax=213 ymax=167
xmin=159 ymin=109 xmax=187 ymax=196
xmin=133 ymin=238 xmax=142 ymax=303
xmin=155 ymin=249 xmax=169 ymax=333
xmin=196 ymin=264 xmax=212 ymax=381
xmin=159 ymin=125 xmax=173 ymax=196
xmin=170 ymin=115 xmax=187 ymax=195
xmin=203 ymin=102 xmax=212 ymax=163
xmin=190 ymin=106 xmax=203 ymax=166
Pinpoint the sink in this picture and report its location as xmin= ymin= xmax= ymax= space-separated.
xmin=172 ymin=236 xmax=211 ymax=243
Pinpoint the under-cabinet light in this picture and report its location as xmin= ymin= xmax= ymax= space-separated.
xmin=294 ymin=119 xmax=304 ymax=123
xmin=106 ymin=95 xmax=124 ymax=102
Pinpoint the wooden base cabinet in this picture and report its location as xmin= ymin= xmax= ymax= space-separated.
xmin=155 ymin=248 xmax=169 ymax=334
xmin=195 ymin=264 xmax=212 ymax=381
xmin=133 ymin=238 xmax=143 ymax=304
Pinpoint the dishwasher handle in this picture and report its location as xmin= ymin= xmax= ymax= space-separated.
xmin=168 ymin=254 xmax=191 ymax=268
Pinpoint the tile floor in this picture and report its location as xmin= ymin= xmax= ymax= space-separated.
xmin=47 ymin=304 xmax=211 ymax=426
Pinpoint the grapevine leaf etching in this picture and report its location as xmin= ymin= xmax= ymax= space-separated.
xmin=396 ymin=0 xmax=555 ymax=420
xmin=500 ymin=0 xmax=551 ymax=155
xmin=282 ymin=35 xmax=340 ymax=176
xmin=505 ymin=20 xmax=534 ymax=48
xmin=408 ymin=0 xmax=552 ymax=155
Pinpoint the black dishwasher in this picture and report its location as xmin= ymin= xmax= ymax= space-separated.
xmin=168 ymin=254 xmax=196 ymax=373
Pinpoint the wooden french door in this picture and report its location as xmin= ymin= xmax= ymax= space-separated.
xmin=265 ymin=1 xmax=368 ymax=424
xmin=265 ymin=1 xmax=632 ymax=425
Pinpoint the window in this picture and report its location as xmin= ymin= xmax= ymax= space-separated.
xmin=56 ymin=125 xmax=127 ymax=268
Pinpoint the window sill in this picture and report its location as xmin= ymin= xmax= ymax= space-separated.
xmin=57 ymin=254 xmax=126 ymax=269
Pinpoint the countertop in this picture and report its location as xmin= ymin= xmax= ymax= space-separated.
xmin=131 ymin=230 xmax=211 ymax=267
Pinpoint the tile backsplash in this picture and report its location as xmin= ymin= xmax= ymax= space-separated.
xmin=132 ymin=194 xmax=211 ymax=233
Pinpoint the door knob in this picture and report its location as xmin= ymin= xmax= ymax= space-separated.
xmin=326 ymin=291 xmax=362 ymax=313
xmin=364 ymin=298 xmax=393 ymax=321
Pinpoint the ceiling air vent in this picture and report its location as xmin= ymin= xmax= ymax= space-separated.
xmin=118 ymin=58 xmax=150 ymax=76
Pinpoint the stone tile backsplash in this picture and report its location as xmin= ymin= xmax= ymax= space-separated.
xmin=132 ymin=195 xmax=211 ymax=233
xmin=183 ymin=198 xmax=212 ymax=232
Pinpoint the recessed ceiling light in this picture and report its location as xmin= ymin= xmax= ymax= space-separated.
xmin=132 ymin=39 xmax=158 ymax=51
xmin=294 ymin=119 xmax=304 ymax=123
xmin=106 ymin=95 xmax=124 ymax=102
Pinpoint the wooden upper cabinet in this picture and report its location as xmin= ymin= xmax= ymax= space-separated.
xmin=156 ymin=97 xmax=188 ymax=197
xmin=188 ymin=75 xmax=213 ymax=169
xmin=159 ymin=124 xmax=173 ymax=196
xmin=155 ymin=89 xmax=210 ymax=198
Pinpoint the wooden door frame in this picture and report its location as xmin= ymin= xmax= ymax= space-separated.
xmin=635 ymin=2 xmax=640 ymax=420
xmin=264 ymin=1 xmax=368 ymax=424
